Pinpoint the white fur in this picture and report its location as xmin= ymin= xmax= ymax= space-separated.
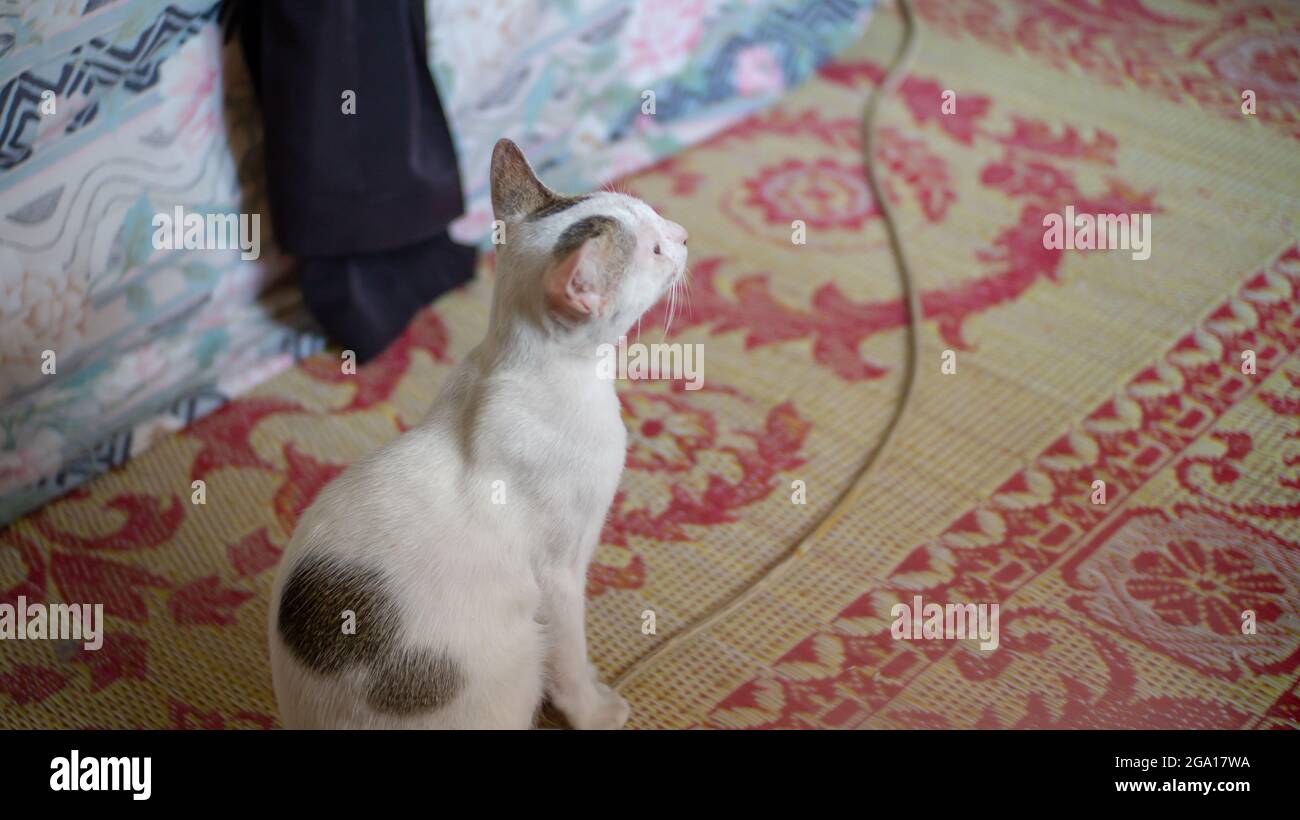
xmin=268 ymin=147 xmax=687 ymax=729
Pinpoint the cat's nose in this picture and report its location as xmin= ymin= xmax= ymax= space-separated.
xmin=666 ymin=221 xmax=688 ymax=245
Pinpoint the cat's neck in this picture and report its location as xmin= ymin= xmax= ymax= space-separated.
xmin=477 ymin=313 xmax=614 ymax=385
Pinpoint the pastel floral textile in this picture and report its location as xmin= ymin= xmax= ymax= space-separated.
xmin=428 ymin=0 xmax=875 ymax=242
xmin=0 ymin=1 xmax=313 ymax=527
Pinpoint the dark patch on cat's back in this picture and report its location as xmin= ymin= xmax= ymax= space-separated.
xmin=366 ymin=647 xmax=465 ymax=715
xmin=278 ymin=554 xmax=398 ymax=675
xmin=526 ymin=194 xmax=590 ymax=221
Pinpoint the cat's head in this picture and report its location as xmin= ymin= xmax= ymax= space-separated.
xmin=487 ymin=139 xmax=688 ymax=347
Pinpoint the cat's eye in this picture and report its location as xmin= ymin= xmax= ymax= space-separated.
xmin=654 ymin=243 xmax=662 ymax=255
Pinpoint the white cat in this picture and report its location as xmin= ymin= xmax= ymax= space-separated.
xmin=268 ymin=139 xmax=688 ymax=729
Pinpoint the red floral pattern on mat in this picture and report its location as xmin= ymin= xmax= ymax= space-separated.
xmin=77 ymin=633 xmax=148 ymax=692
xmin=622 ymin=391 xmax=718 ymax=472
xmin=187 ymin=397 xmax=304 ymax=482
xmin=1177 ymin=364 xmax=1300 ymax=518
xmin=50 ymin=552 xmax=172 ymax=624
xmin=226 ymin=528 xmax=282 ymax=579
xmin=745 ymin=157 xmax=880 ymax=229
xmin=298 ymin=308 xmax=452 ymax=410
xmin=1127 ymin=537 xmax=1283 ymax=633
xmin=638 ymin=61 xmax=1159 ymax=380
xmin=702 ymin=244 xmax=1300 ymax=728
xmin=0 ymin=665 xmax=67 ymax=706
xmin=1065 ymin=505 xmax=1300 ymax=679
xmin=32 ymin=493 xmax=184 ymax=552
xmin=913 ymin=0 xmax=1300 ymax=139
xmin=170 ymin=576 xmax=255 ymax=627
xmin=1263 ymin=678 xmax=1300 ymax=727
xmin=593 ymin=388 xmax=809 ymax=597
xmin=169 ymin=700 xmax=276 ymax=730
xmin=884 ymin=610 xmax=1255 ymax=729
xmin=0 ymin=528 xmax=47 ymax=604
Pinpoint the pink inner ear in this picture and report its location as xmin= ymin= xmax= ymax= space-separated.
xmin=545 ymin=246 xmax=604 ymax=320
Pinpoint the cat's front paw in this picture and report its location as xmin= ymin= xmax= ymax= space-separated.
xmin=564 ymin=682 xmax=631 ymax=730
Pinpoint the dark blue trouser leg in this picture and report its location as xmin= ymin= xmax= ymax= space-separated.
xmin=237 ymin=0 xmax=475 ymax=360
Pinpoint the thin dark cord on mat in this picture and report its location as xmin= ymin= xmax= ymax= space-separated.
xmin=613 ymin=0 xmax=923 ymax=692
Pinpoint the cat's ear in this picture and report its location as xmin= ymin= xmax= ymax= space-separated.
xmin=544 ymin=241 xmax=607 ymax=320
xmin=490 ymin=138 xmax=556 ymax=220
xmin=543 ymin=216 xmax=629 ymax=321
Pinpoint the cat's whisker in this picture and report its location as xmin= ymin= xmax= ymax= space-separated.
xmin=663 ymin=281 xmax=677 ymax=338
xmin=673 ymin=266 xmax=693 ymax=319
